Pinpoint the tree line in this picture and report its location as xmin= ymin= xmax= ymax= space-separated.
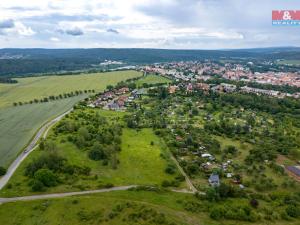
xmin=13 ymin=89 xmax=95 ymax=106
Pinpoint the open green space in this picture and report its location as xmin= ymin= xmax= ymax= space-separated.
xmin=0 ymin=70 xmax=142 ymax=108
xmin=0 ymin=109 xmax=183 ymax=196
xmin=135 ymin=74 xmax=171 ymax=87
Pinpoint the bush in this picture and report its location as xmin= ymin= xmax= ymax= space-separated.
xmin=34 ymin=168 xmax=57 ymax=187
xmin=0 ymin=166 xmax=7 ymax=176
xmin=210 ymin=206 xmax=225 ymax=220
xmin=162 ymin=180 xmax=171 ymax=187
xmin=250 ymin=199 xmax=259 ymax=208
xmin=254 ymin=177 xmax=277 ymax=191
xmin=25 ymin=152 xmax=66 ymax=177
xmin=165 ymin=164 xmax=176 ymax=174
xmin=161 ymin=179 xmax=180 ymax=187
xmin=210 ymin=204 xmax=256 ymax=222
xmin=286 ymin=205 xmax=300 ymax=218
xmin=224 ymin=145 xmax=238 ymax=155
xmin=205 ymin=188 xmax=220 ymax=202
xmin=31 ymin=179 xmax=45 ymax=192
xmin=88 ymin=142 xmax=107 ymax=161
xmin=175 ymin=175 xmax=185 ymax=182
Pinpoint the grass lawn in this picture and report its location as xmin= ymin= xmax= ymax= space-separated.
xmin=0 ymin=70 xmax=142 ymax=108
xmin=135 ymin=74 xmax=171 ymax=87
xmin=0 ymin=96 xmax=87 ymax=167
xmin=214 ymin=135 xmax=252 ymax=162
xmin=0 ymin=127 xmax=183 ymax=197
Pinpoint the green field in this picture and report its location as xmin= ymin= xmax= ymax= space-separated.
xmin=0 ymin=71 xmax=142 ymax=167
xmin=276 ymin=60 xmax=300 ymax=66
xmin=0 ymin=125 xmax=182 ymax=196
xmin=135 ymin=74 xmax=171 ymax=87
xmin=0 ymin=70 xmax=142 ymax=108
xmin=0 ymin=96 xmax=87 ymax=167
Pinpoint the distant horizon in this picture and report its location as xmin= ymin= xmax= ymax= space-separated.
xmin=1 ymin=46 xmax=300 ymax=51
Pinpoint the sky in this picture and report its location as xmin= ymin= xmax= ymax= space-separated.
xmin=0 ymin=0 xmax=299 ymax=49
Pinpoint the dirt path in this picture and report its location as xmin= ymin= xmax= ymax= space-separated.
xmin=170 ymin=156 xmax=198 ymax=193
xmin=0 ymin=186 xmax=137 ymax=204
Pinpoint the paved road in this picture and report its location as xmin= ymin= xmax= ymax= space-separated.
xmin=0 ymin=109 xmax=73 ymax=190
xmin=0 ymin=185 xmax=137 ymax=204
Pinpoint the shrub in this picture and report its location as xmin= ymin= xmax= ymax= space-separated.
xmin=224 ymin=145 xmax=238 ymax=155
xmin=34 ymin=168 xmax=57 ymax=187
xmin=205 ymin=188 xmax=220 ymax=202
xmin=161 ymin=179 xmax=180 ymax=187
xmin=165 ymin=164 xmax=176 ymax=174
xmin=210 ymin=206 xmax=225 ymax=220
xmin=25 ymin=152 xmax=66 ymax=177
xmin=0 ymin=166 xmax=7 ymax=176
xmin=31 ymin=180 xmax=45 ymax=192
xmin=250 ymin=199 xmax=259 ymax=208
xmin=175 ymin=175 xmax=185 ymax=182
xmin=88 ymin=142 xmax=107 ymax=161
xmin=162 ymin=180 xmax=171 ymax=187
xmin=286 ymin=205 xmax=300 ymax=218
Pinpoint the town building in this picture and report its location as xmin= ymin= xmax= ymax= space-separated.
xmin=208 ymin=174 xmax=220 ymax=187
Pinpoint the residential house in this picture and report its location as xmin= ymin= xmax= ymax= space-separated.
xmin=186 ymin=83 xmax=193 ymax=92
xmin=208 ymin=174 xmax=220 ymax=187
xmin=195 ymin=82 xmax=210 ymax=92
xmin=102 ymin=91 xmax=114 ymax=100
xmin=240 ymin=86 xmax=280 ymax=97
xmin=168 ymin=85 xmax=178 ymax=94
xmin=115 ymin=87 xmax=129 ymax=95
xmin=220 ymin=83 xmax=237 ymax=93
xmin=286 ymin=166 xmax=300 ymax=178
xmin=107 ymin=102 xmax=120 ymax=111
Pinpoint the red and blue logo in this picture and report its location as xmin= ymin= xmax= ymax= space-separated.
xmin=272 ymin=10 xmax=300 ymax=26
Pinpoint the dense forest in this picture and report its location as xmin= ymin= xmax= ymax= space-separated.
xmin=0 ymin=47 xmax=300 ymax=77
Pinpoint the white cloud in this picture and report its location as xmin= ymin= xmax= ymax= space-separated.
xmin=0 ymin=0 xmax=299 ymax=48
xmin=50 ymin=37 xmax=59 ymax=42
xmin=14 ymin=22 xmax=35 ymax=36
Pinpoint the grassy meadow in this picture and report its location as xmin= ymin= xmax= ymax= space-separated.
xmin=0 ymin=191 xmax=206 ymax=225
xmin=135 ymin=74 xmax=171 ymax=87
xmin=1 ymin=190 xmax=299 ymax=225
xmin=0 ymin=121 xmax=182 ymax=196
xmin=0 ymin=70 xmax=142 ymax=108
